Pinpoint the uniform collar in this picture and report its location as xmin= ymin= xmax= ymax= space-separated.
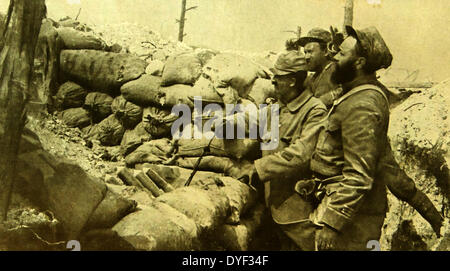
xmin=342 ymin=73 xmax=378 ymax=92
xmin=286 ymin=89 xmax=313 ymax=112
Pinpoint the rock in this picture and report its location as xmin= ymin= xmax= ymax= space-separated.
xmin=15 ymin=149 xmax=107 ymax=239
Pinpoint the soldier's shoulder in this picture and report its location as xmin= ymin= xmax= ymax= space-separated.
xmin=308 ymin=95 xmax=328 ymax=112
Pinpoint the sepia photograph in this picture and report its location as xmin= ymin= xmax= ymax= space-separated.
xmin=0 ymin=0 xmax=448 ymax=253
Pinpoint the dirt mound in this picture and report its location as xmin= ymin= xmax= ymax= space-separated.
xmin=381 ymin=78 xmax=450 ymax=250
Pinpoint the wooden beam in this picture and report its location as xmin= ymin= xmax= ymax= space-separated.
xmin=0 ymin=0 xmax=46 ymax=222
xmin=343 ymin=0 xmax=354 ymax=36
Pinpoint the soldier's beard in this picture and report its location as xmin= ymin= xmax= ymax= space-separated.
xmin=331 ymin=60 xmax=357 ymax=85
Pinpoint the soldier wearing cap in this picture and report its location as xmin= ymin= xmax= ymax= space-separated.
xmin=297 ymin=28 xmax=342 ymax=108
xmin=296 ymin=25 xmax=444 ymax=251
xmin=227 ymin=50 xmax=327 ymax=248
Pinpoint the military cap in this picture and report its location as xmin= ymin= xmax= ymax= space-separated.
xmin=345 ymin=25 xmax=393 ymax=71
xmin=297 ymin=27 xmax=332 ymax=47
xmin=270 ymin=50 xmax=307 ymax=76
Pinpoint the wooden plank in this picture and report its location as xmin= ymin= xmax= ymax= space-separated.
xmin=0 ymin=0 xmax=46 ymax=221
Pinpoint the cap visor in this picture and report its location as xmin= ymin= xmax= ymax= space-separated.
xmin=270 ymin=68 xmax=291 ymax=76
xmin=345 ymin=25 xmax=359 ymax=40
xmin=297 ymin=37 xmax=326 ymax=47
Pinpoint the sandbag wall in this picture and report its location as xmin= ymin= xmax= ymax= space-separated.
xmin=41 ymin=17 xmax=278 ymax=250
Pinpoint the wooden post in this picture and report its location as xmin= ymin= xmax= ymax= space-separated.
xmin=343 ymin=0 xmax=354 ymax=36
xmin=0 ymin=0 xmax=46 ymax=222
xmin=178 ymin=0 xmax=187 ymax=42
xmin=177 ymin=0 xmax=197 ymax=42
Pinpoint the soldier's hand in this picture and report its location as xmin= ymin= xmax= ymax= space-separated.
xmin=227 ymin=162 xmax=258 ymax=191
xmin=328 ymin=26 xmax=344 ymax=55
xmin=315 ymin=224 xmax=340 ymax=251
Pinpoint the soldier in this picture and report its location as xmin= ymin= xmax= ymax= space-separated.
xmin=297 ymin=28 xmax=342 ymax=108
xmin=304 ymin=25 xmax=442 ymax=251
xmin=226 ymin=50 xmax=327 ymax=249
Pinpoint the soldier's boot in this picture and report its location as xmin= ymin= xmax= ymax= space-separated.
xmin=408 ymin=190 xmax=444 ymax=237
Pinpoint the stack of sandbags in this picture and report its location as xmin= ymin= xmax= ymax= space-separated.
xmin=109 ymin=175 xmax=260 ymax=250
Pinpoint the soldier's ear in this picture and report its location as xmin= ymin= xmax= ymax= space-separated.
xmin=355 ymin=57 xmax=367 ymax=70
xmin=289 ymin=77 xmax=296 ymax=87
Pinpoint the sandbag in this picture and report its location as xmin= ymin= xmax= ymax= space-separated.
xmin=217 ymin=203 xmax=265 ymax=250
xmin=56 ymin=27 xmax=107 ymax=50
xmin=60 ymin=49 xmax=147 ymax=94
xmin=161 ymin=53 xmax=203 ymax=86
xmin=160 ymin=77 xmax=222 ymax=108
xmin=112 ymin=202 xmax=199 ymax=250
xmin=89 ymin=114 xmax=125 ymax=146
xmin=120 ymin=122 xmax=151 ymax=156
xmin=177 ymin=136 xmax=260 ymax=160
xmin=54 ymin=81 xmax=88 ymax=110
xmin=84 ymin=187 xmax=137 ymax=230
xmin=145 ymin=60 xmax=165 ymax=76
xmin=58 ymin=107 xmax=91 ymax=128
xmin=84 ymin=92 xmax=113 ymax=123
xmin=120 ymin=75 xmax=163 ymax=106
xmin=125 ymin=138 xmax=173 ymax=167
xmin=155 ymin=187 xmax=228 ymax=233
xmin=247 ymin=78 xmax=276 ymax=105
xmin=202 ymin=53 xmax=270 ymax=98
xmin=176 ymin=156 xmax=235 ymax=173
xmin=111 ymin=96 xmax=143 ymax=129
xmin=16 ymin=149 xmax=107 ymax=239
xmin=142 ymin=107 xmax=177 ymax=138
xmin=32 ymin=19 xmax=63 ymax=109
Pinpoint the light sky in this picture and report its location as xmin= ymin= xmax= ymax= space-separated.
xmin=1 ymin=0 xmax=449 ymax=82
